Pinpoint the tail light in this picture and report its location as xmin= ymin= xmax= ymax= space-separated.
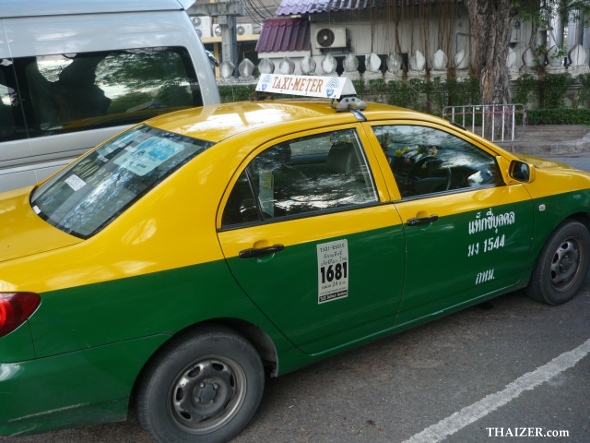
xmin=0 ymin=292 xmax=41 ymax=338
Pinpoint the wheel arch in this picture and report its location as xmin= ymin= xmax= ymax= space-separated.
xmin=212 ymin=318 xmax=279 ymax=375
xmin=525 ymin=212 xmax=590 ymax=304
xmin=520 ymin=212 xmax=590 ymax=289
xmin=540 ymin=212 xmax=590 ymax=255
xmin=129 ymin=318 xmax=278 ymax=411
xmin=567 ymin=211 xmax=590 ymax=231
xmin=532 ymin=211 xmax=590 ymax=264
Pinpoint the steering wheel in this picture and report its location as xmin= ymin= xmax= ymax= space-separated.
xmin=403 ymin=156 xmax=451 ymax=196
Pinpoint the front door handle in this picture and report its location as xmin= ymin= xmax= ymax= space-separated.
xmin=406 ymin=214 xmax=439 ymax=226
xmin=239 ymin=244 xmax=285 ymax=259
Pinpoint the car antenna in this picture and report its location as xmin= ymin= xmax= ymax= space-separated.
xmin=331 ymin=97 xmax=367 ymax=121
xmin=449 ymin=120 xmax=467 ymax=131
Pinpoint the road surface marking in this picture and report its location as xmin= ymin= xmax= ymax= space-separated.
xmin=402 ymin=337 xmax=590 ymax=443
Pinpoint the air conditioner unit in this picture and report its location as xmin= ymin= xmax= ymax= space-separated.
xmin=190 ymin=16 xmax=212 ymax=39
xmin=237 ymin=23 xmax=254 ymax=36
xmin=213 ymin=24 xmax=255 ymax=37
xmin=314 ymin=27 xmax=347 ymax=49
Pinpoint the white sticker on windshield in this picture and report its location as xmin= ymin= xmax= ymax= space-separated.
xmin=114 ymin=138 xmax=185 ymax=176
xmin=258 ymin=170 xmax=274 ymax=217
xmin=317 ymin=239 xmax=349 ymax=304
xmin=65 ymin=174 xmax=87 ymax=191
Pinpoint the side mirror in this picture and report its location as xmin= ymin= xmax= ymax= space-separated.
xmin=509 ymin=160 xmax=536 ymax=183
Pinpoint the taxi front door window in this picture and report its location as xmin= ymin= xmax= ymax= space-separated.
xmin=372 ymin=125 xmax=503 ymax=199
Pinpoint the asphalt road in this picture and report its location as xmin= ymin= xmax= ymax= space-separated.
xmin=549 ymin=156 xmax=590 ymax=172
xmin=3 ymin=154 xmax=589 ymax=443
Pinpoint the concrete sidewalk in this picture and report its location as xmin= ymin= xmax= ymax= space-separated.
xmin=497 ymin=125 xmax=590 ymax=157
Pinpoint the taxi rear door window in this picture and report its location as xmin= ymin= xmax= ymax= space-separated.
xmin=221 ymin=129 xmax=379 ymax=227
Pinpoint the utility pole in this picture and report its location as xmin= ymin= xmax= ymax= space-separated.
xmin=187 ymin=1 xmax=244 ymax=78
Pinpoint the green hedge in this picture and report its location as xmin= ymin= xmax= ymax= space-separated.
xmin=218 ymin=77 xmax=482 ymax=112
xmin=216 ymin=76 xmax=590 ymax=127
xmin=526 ymin=108 xmax=590 ymax=125
xmin=218 ymin=84 xmax=257 ymax=103
xmin=540 ymin=74 xmax=574 ymax=109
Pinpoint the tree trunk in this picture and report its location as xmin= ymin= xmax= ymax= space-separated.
xmin=465 ymin=0 xmax=517 ymax=139
xmin=466 ymin=0 xmax=516 ymax=104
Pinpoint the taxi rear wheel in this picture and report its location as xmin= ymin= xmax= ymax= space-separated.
xmin=137 ymin=327 xmax=264 ymax=443
xmin=526 ymin=220 xmax=590 ymax=305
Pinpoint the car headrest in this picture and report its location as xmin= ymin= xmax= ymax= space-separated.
xmin=327 ymin=142 xmax=359 ymax=174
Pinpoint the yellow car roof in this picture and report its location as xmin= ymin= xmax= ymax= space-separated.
xmin=145 ymin=100 xmax=428 ymax=143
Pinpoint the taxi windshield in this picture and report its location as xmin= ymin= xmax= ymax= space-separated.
xmin=30 ymin=124 xmax=211 ymax=238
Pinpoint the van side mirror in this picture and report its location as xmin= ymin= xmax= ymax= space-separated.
xmin=509 ymin=160 xmax=536 ymax=183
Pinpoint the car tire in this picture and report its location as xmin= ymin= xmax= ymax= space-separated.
xmin=137 ymin=327 xmax=265 ymax=443
xmin=526 ymin=220 xmax=590 ymax=305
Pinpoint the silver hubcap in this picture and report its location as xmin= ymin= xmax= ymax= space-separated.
xmin=550 ymin=239 xmax=581 ymax=291
xmin=170 ymin=356 xmax=246 ymax=434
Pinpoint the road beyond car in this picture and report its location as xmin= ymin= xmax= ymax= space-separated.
xmin=1 ymin=75 xmax=589 ymax=443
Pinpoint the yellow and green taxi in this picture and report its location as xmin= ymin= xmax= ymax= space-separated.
xmin=1 ymin=74 xmax=589 ymax=443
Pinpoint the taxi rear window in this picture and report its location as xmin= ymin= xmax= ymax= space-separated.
xmin=30 ymin=124 xmax=211 ymax=238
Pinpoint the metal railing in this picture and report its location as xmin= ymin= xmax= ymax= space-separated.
xmin=442 ymin=104 xmax=527 ymax=150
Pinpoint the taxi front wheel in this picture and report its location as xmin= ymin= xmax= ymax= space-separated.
xmin=526 ymin=220 xmax=590 ymax=305
xmin=137 ymin=327 xmax=265 ymax=443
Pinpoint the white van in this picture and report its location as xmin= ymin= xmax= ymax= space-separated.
xmin=0 ymin=0 xmax=220 ymax=192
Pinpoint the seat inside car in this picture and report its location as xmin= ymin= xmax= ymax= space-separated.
xmin=325 ymin=141 xmax=372 ymax=203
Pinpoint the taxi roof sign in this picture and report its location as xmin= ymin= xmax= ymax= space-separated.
xmin=255 ymin=74 xmax=357 ymax=100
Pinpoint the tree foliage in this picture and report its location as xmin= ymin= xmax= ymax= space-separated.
xmin=465 ymin=0 xmax=590 ymax=105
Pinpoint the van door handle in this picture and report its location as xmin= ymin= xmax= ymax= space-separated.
xmin=239 ymin=244 xmax=285 ymax=259
xmin=406 ymin=215 xmax=439 ymax=226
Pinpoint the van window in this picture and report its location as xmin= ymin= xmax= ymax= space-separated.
xmin=8 ymin=47 xmax=202 ymax=140
xmin=0 ymin=61 xmax=20 ymax=141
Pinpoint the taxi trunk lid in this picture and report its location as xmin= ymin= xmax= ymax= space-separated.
xmin=0 ymin=188 xmax=82 ymax=263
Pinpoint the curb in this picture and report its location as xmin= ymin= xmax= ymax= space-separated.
xmin=513 ymin=132 xmax=590 ymax=156
xmin=505 ymin=126 xmax=590 ymax=157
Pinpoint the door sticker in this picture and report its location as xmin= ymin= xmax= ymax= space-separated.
xmin=317 ymin=239 xmax=349 ymax=304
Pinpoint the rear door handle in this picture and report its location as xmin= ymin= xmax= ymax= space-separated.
xmin=406 ymin=215 xmax=439 ymax=226
xmin=239 ymin=244 xmax=285 ymax=259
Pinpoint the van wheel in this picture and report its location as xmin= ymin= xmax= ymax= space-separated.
xmin=526 ymin=220 xmax=590 ymax=305
xmin=137 ymin=327 xmax=264 ymax=443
